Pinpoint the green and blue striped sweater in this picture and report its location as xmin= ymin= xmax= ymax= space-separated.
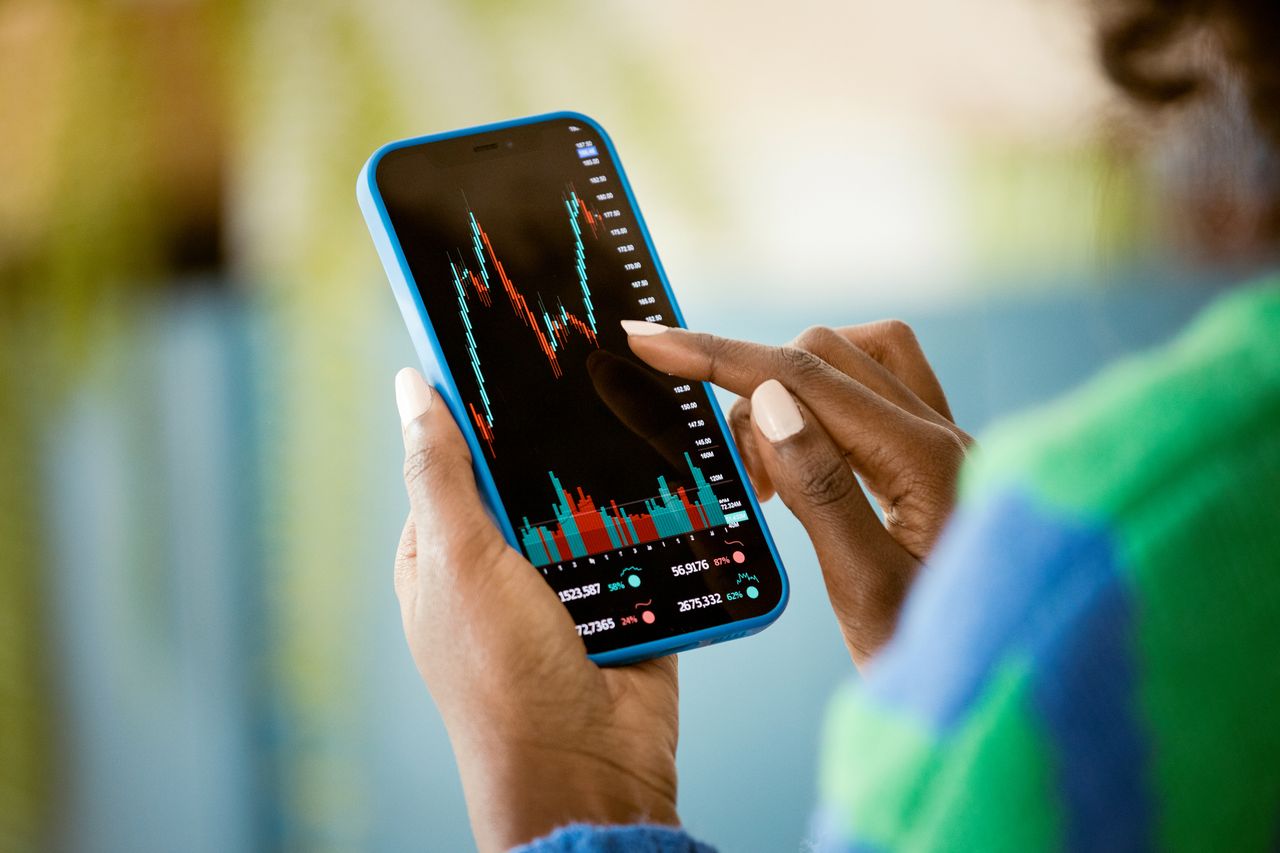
xmin=518 ymin=280 xmax=1280 ymax=852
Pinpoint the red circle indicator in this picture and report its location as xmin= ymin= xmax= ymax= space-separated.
xmin=641 ymin=610 xmax=656 ymax=624
xmin=732 ymin=551 xmax=746 ymax=564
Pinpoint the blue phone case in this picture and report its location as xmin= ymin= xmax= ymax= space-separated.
xmin=358 ymin=110 xmax=788 ymax=665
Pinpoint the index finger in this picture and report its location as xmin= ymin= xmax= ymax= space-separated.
xmin=621 ymin=320 xmax=821 ymax=399
xmin=620 ymin=321 xmax=955 ymax=491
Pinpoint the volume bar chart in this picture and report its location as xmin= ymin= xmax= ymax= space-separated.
xmin=520 ymin=453 xmax=733 ymax=567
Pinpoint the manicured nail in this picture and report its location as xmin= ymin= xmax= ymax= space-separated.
xmin=751 ymin=380 xmax=804 ymax=442
xmin=620 ymin=319 xmax=669 ymax=336
xmin=395 ymin=367 xmax=433 ymax=427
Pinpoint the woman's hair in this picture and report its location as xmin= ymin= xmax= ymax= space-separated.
xmin=1099 ymin=1 xmax=1280 ymax=144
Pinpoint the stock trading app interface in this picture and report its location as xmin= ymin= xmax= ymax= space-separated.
xmin=377 ymin=118 xmax=783 ymax=654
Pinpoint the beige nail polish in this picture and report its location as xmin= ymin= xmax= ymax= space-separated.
xmin=620 ymin=319 xmax=669 ymax=336
xmin=751 ymin=379 xmax=803 ymax=442
xmin=395 ymin=367 xmax=434 ymax=426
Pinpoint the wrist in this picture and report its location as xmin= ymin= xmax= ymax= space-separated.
xmin=455 ymin=737 xmax=679 ymax=852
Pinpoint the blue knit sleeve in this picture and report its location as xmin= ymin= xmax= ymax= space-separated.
xmin=510 ymin=823 xmax=717 ymax=853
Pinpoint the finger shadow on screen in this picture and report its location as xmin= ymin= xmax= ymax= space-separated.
xmin=586 ymin=349 xmax=694 ymax=473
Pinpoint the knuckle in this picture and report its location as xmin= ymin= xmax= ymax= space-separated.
xmin=880 ymin=318 xmax=918 ymax=348
xmin=935 ymin=428 xmax=972 ymax=473
xmin=793 ymin=453 xmax=857 ymax=509
xmin=850 ymin=318 xmax=919 ymax=364
xmin=695 ymin=332 xmax=732 ymax=378
xmin=776 ymin=344 xmax=824 ymax=377
xmin=925 ymin=421 xmax=967 ymax=457
xmin=402 ymin=438 xmax=459 ymax=490
xmin=889 ymin=426 xmax=965 ymax=496
xmin=401 ymin=416 xmax=431 ymax=449
xmin=792 ymin=324 xmax=839 ymax=354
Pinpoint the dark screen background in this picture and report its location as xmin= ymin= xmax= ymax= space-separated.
xmin=376 ymin=117 xmax=783 ymax=654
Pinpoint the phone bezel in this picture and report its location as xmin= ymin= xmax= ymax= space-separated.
xmin=357 ymin=110 xmax=789 ymax=665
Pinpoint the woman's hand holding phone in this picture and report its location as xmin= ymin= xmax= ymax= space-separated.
xmin=386 ymin=318 xmax=965 ymax=847
xmin=623 ymin=319 xmax=972 ymax=667
xmin=392 ymin=368 xmax=680 ymax=852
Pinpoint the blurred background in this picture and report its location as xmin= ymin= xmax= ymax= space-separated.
xmin=0 ymin=1 xmax=1250 ymax=851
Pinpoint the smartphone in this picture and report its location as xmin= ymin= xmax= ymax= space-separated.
xmin=358 ymin=111 xmax=788 ymax=665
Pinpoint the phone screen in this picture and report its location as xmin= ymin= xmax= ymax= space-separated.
xmin=375 ymin=116 xmax=784 ymax=655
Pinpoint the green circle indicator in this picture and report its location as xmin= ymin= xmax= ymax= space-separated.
xmin=746 ymin=585 xmax=759 ymax=599
xmin=627 ymin=574 xmax=642 ymax=588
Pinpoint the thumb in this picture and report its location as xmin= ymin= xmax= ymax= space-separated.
xmin=748 ymin=379 xmax=918 ymax=664
xmin=395 ymin=368 xmax=506 ymax=580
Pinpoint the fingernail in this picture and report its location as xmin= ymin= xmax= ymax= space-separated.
xmin=395 ymin=367 xmax=433 ymax=427
xmin=751 ymin=380 xmax=804 ymax=442
xmin=620 ymin=319 xmax=669 ymax=336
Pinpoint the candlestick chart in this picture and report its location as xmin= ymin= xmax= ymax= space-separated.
xmin=519 ymin=453 xmax=733 ymax=567
xmin=449 ymin=184 xmax=602 ymax=457
xmin=373 ymin=118 xmax=788 ymax=655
